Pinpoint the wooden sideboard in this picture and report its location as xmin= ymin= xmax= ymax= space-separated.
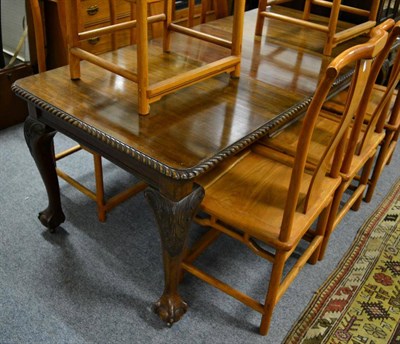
xmin=76 ymin=0 xmax=167 ymax=55
xmin=78 ymin=0 xmax=136 ymax=54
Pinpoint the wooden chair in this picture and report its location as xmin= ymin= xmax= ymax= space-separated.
xmin=181 ymin=26 xmax=388 ymax=336
xmin=259 ymin=19 xmax=398 ymax=260
xmin=64 ymin=0 xmax=245 ymax=115
xmin=365 ymin=86 xmax=400 ymax=201
xmin=255 ymin=0 xmax=380 ymax=55
xmin=323 ymin=40 xmax=400 ymax=204
xmin=29 ymin=0 xmax=147 ymax=222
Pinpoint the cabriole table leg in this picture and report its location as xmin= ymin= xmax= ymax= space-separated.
xmin=145 ymin=184 xmax=204 ymax=325
xmin=24 ymin=116 xmax=65 ymax=232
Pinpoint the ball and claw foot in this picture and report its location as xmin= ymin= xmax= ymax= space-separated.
xmin=153 ymin=295 xmax=188 ymax=327
xmin=38 ymin=207 xmax=65 ymax=233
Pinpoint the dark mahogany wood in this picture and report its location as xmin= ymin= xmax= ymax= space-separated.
xmin=24 ymin=111 xmax=66 ymax=231
xmin=13 ymin=8 xmax=362 ymax=326
xmin=145 ymin=185 xmax=204 ymax=325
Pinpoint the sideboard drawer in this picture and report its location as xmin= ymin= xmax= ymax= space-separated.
xmin=80 ymin=0 xmax=110 ymax=26
xmin=80 ymin=0 xmax=133 ymax=27
xmin=80 ymin=18 xmax=134 ymax=54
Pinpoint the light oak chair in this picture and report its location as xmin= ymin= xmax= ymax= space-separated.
xmin=323 ymin=35 xmax=400 ymax=204
xmin=64 ymin=0 xmax=245 ymax=115
xmin=29 ymin=0 xmax=147 ymax=222
xmin=255 ymin=0 xmax=380 ymax=55
xmin=181 ymin=26 xmax=388 ymax=336
xmin=259 ymin=19 xmax=398 ymax=260
xmin=365 ymin=84 xmax=400 ymax=202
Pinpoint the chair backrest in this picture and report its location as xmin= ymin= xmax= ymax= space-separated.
xmin=280 ymin=24 xmax=388 ymax=240
xmin=305 ymin=0 xmax=380 ymax=22
xmin=376 ymin=46 xmax=400 ymax=133
xmin=258 ymin=0 xmax=380 ymax=55
xmin=355 ymin=22 xmax=400 ymax=157
xmin=333 ymin=20 xmax=400 ymax=175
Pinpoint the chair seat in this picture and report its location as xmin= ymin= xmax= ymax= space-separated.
xmin=324 ymin=84 xmax=398 ymax=123
xmin=261 ymin=112 xmax=338 ymax=166
xmin=260 ymin=112 xmax=385 ymax=173
xmin=197 ymin=146 xmax=341 ymax=250
xmin=346 ymin=131 xmax=385 ymax=174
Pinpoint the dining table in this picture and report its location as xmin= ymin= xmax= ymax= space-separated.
xmin=12 ymin=7 xmax=360 ymax=327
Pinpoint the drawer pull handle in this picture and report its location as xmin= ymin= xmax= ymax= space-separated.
xmin=87 ymin=5 xmax=99 ymax=15
xmin=88 ymin=37 xmax=100 ymax=45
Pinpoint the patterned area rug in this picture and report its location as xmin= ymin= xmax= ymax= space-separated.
xmin=284 ymin=179 xmax=400 ymax=344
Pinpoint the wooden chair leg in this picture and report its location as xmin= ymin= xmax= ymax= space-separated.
xmin=93 ymin=153 xmax=106 ymax=222
xmin=352 ymin=156 xmax=375 ymax=210
xmin=259 ymin=251 xmax=286 ymax=336
xmin=365 ymin=165 xmax=383 ymax=203
xmin=318 ymin=183 xmax=344 ymax=261
xmin=309 ymin=203 xmax=331 ymax=264
xmin=64 ymin=0 xmax=81 ymax=79
xmin=188 ymin=0 xmax=195 ymax=27
xmin=136 ymin=0 xmax=150 ymax=115
xmin=303 ymin=0 xmax=313 ymax=20
xmin=180 ymin=226 xmax=221 ymax=282
xmin=385 ymin=129 xmax=399 ymax=165
xmin=385 ymin=142 xmax=397 ymax=165
xmin=201 ymin=0 xmax=208 ymax=24
xmin=323 ymin=0 xmax=342 ymax=56
xmin=255 ymin=0 xmax=268 ymax=36
xmin=365 ymin=137 xmax=395 ymax=202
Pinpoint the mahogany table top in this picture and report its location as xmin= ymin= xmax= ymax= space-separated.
xmin=13 ymin=8 xmax=356 ymax=180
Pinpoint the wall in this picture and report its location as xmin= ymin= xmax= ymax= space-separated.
xmin=1 ymin=0 xmax=30 ymax=63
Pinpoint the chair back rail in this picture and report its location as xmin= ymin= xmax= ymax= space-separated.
xmin=360 ymin=24 xmax=400 ymax=146
xmin=280 ymin=25 xmax=388 ymax=241
xmin=256 ymin=0 xmax=380 ymax=55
